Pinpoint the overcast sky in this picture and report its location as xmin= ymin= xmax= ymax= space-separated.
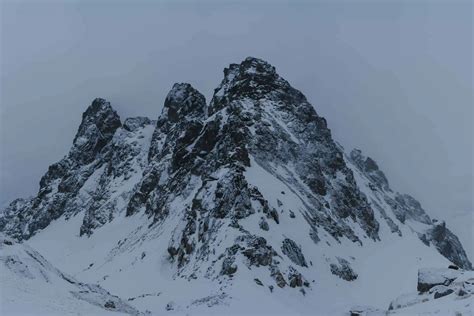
xmin=1 ymin=0 xmax=472 ymax=226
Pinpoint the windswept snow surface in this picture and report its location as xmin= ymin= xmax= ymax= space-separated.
xmin=0 ymin=234 xmax=140 ymax=316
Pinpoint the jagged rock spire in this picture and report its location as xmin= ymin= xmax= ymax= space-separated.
xmin=70 ymin=98 xmax=121 ymax=165
xmin=147 ymin=83 xmax=206 ymax=162
xmin=162 ymin=83 xmax=206 ymax=122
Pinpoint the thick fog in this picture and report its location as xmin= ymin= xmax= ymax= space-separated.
xmin=1 ymin=0 xmax=472 ymax=226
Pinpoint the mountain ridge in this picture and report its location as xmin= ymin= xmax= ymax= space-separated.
xmin=1 ymin=56 xmax=471 ymax=315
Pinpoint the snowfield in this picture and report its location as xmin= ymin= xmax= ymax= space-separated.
xmin=4 ymin=212 xmax=473 ymax=315
xmin=0 ymin=234 xmax=140 ymax=316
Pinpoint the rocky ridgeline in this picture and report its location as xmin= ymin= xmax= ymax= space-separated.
xmin=0 ymin=57 xmax=471 ymax=294
xmin=349 ymin=149 xmax=471 ymax=270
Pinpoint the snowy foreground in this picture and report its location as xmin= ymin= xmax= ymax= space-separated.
xmin=0 ymin=234 xmax=140 ymax=316
xmin=0 ymin=231 xmax=474 ymax=316
xmin=2 ymin=229 xmax=473 ymax=315
xmin=1 ymin=57 xmax=473 ymax=315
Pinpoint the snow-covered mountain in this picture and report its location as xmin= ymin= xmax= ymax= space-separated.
xmin=1 ymin=57 xmax=472 ymax=315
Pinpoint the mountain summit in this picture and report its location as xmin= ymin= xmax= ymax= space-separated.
xmin=1 ymin=57 xmax=471 ymax=315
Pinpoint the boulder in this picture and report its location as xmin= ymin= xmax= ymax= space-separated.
xmin=417 ymin=268 xmax=459 ymax=293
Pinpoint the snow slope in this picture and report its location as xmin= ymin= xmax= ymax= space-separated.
xmin=0 ymin=234 xmax=141 ymax=316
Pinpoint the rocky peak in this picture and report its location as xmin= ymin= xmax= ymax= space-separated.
xmin=217 ymin=57 xmax=277 ymax=88
xmin=209 ymin=57 xmax=307 ymax=116
xmin=232 ymin=56 xmax=277 ymax=78
xmin=162 ymin=83 xmax=206 ymax=123
xmin=147 ymin=83 xmax=207 ymax=162
xmin=71 ymin=98 xmax=121 ymax=165
xmin=207 ymin=57 xmax=380 ymax=242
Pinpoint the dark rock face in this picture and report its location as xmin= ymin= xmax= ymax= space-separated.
xmin=165 ymin=302 xmax=175 ymax=311
xmin=104 ymin=300 xmax=116 ymax=309
xmin=418 ymin=218 xmax=472 ymax=270
xmin=2 ymin=57 xmax=374 ymax=249
xmin=0 ymin=99 xmax=122 ymax=240
xmin=127 ymin=83 xmax=208 ymax=218
xmin=433 ymin=288 xmax=454 ymax=299
xmin=349 ymin=148 xmax=472 ymax=270
xmin=425 ymin=222 xmax=472 ymax=270
xmin=281 ymin=238 xmax=307 ymax=267
xmin=350 ymin=149 xmax=389 ymax=191
xmin=259 ymin=217 xmax=269 ymax=231
xmin=208 ymin=57 xmax=380 ymax=243
xmin=71 ymin=98 xmax=121 ymax=165
xmin=163 ymin=83 xmax=206 ymax=123
xmin=350 ymin=149 xmax=431 ymax=223
xmin=330 ymin=257 xmax=358 ymax=281
xmin=125 ymin=58 xmax=380 ymax=288
xmin=221 ymin=257 xmax=238 ymax=276
xmin=0 ymin=199 xmax=30 ymax=240
xmin=393 ymin=194 xmax=432 ymax=225
xmin=242 ymin=237 xmax=276 ymax=267
xmin=288 ymin=267 xmax=304 ymax=288
xmin=254 ymin=278 xmax=263 ymax=286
